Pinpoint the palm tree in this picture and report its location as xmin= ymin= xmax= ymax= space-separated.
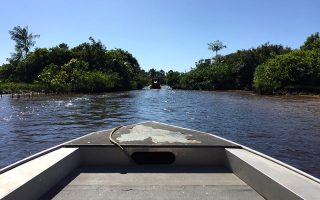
xmin=9 ymin=25 xmax=40 ymax=60
xmin=208 ymin=40 xmax=226 ymax=57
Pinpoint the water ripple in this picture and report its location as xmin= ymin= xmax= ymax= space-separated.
xmin=0 ymin=90 xmax=320 ymax=178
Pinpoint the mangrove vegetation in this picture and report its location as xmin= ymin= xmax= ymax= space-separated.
xmin=0 ymin=26 xmax=149 ymax=93
xmin=1 ymin=26 xmax=319 ymax=95
xmin=166 ymin=33 xmax=320 ymax=94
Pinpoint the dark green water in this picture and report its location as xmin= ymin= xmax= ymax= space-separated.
xmin=1 ymin=88 xmax=319 ymax=178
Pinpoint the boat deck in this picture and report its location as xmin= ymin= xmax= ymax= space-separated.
xmin=65 ymin=121 xmax=240 ymax=147
xmin=43 ymin=166 xmax=264 ymax=200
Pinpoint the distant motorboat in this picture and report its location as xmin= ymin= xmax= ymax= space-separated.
xmin=150 ymin=80 xmax=161 ymax=89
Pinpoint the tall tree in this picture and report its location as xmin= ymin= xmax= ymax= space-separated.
xmin=208 ymin=40 xmax=227 ymax=57
xmin=9 ymin=25 xmax=40 ymax=60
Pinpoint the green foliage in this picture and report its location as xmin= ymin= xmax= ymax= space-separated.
xmin=2 ymin=28 xmax=320 ymax=95
xmin=0 ymin=82 xmax=42 ymax=92
xmin=1 ymin=36 xmax=148 ymax=93
xmin=71 ymin=37 xmax=107 ymax=72
xmin=208 ymin=40 xmax=227 ymax=57
xmin=179 ymin=63 xmax=234 ymax=90
xmin=166 ymin=70 xmax=181 ymax=88
xmin=222 ymin=43 xmax=291 ymax=89
xmin=48 ymin=43 xmax=72 ymax=67
xmin=179 ymin=67 xmax=210 ymax=90
xmin=38 ymin=59 xmax=121 ymax=93
xmin=0 ymin=64 xmax=15 ymax=81
xmin=37 ymin=63 xmax=59 ymax=86
xmin=300 ymin=32 xmax=320 ymax=51
xmin=131 ymin=70 xmax=149 ymax=89
xmin=253 ymin=50 xmax=320 ymax=94
xmin=76 ymin=71 xmax=120 ymax=93
xmin=177 ymin=43 xmax=290 ymax=91
xmin=148 ymin=68 xmax=166 ymax=85
xmin=105 ymin=49 xmax=140 ymax=90
xmin=9 ymin=25 xmax=39 ymax=60
xmin=13 ymin=48 xmax=50 ymax=82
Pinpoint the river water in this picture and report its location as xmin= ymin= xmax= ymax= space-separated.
xmin=0 ymin=88 xmax=319 ymax=178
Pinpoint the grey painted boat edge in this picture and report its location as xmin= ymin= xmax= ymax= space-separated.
xmin=0 ymin=121 xmax=319 ymax=200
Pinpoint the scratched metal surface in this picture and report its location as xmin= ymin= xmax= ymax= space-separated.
xmin=65 ymin=122 xmax=240 ymax=147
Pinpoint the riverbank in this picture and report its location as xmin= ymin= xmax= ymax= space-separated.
xmin=220 ymin=89 xmax=320 ymax=97
xmin=0 ymin=82 xmax=42 ymax=93
xmin=2 ymin=83 xmax=320 ymax=99
xmin=170 ymin=88 xmax=320 ymax=98
xmin=0 ymin=82 xmax=145 ymax=97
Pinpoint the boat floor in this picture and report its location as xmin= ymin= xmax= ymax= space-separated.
xmin=42 ymin=166 xmax=264 ymax=200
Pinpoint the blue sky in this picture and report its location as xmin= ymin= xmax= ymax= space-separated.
xmin=1 ymin=0 xmax=319 ymax=72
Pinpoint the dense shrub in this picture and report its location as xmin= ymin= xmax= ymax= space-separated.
xmin=38 ymin=59 xmax=122 ymax=93
xmin=221 ymin=43 xmax=291 ymax=89
xmin=253 ymin=50 xmax=320 ymax=94
xmin=0 ymin=38 xmax=147 ymax=93
xmin=300 ymin=32 xmax=320 ymax=51
xmin=0 ymin=82 xmax=43 ymax=92
xmin=166 ymin=70 xmax=181 ymax=89
xmin=178 ymin=63 xmax=235 ymax=90
xmin=175 ymin=43 xmax=290 ymax=91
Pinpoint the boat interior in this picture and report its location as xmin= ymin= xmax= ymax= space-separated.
xmin=0 ymin=121 xmax=319 ymax=200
